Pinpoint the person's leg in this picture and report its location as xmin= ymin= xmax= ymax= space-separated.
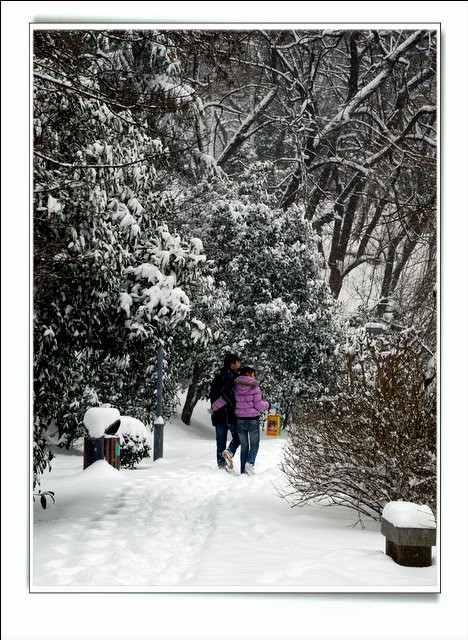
xmin=236 ymin=420 xmax=249 ymax=474
xmin=227 ymin=422 xmax=240 ymax=457
xmin=214 ymin=423 xmax=229 ymax=468
xmin=246 ymin=421 xmax=260 ymax=466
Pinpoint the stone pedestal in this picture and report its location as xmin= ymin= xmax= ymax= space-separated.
xmin=381 ymin=517 xmax=436 ymax=567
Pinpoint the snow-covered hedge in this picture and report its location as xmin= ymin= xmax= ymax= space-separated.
xmin=117 ymin=416 xmax=151 ymax=469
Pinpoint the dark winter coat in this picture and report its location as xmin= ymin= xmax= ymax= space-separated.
xmin=209 ymin=367 xmax=238 ymax=426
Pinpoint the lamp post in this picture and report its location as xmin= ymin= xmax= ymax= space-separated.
xmin=153 ymin=343 xmax=164 ymax=460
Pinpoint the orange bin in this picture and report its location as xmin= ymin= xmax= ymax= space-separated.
xmin=266 ymin=413 xmax=281 ymax=437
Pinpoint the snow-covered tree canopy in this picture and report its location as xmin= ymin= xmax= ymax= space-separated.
xmin=173 ymin=164 xmax=344 ymax=418
xmin=33 ymin=29 xmax=216 ymax=482
xmin=32 ymin=28 xmax=437 ymax=515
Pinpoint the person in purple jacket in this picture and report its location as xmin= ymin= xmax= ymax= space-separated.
xmin=211 ymin=364 xmax=270 ymax=474
xmin=233 ymin=366 xmax=270 ymax=475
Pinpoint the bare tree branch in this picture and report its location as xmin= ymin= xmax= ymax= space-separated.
xmin=217 ymin=87 xmax=277 ymax=166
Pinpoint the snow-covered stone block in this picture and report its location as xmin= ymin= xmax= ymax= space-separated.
xmin=383 ymin=501 xmax=435 ymax=528
xmin=381 ymin=501 xmax=436 ymax=567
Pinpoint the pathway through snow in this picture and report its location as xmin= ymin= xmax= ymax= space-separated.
xmin=33 ymin=409 xmax=438 ymax=590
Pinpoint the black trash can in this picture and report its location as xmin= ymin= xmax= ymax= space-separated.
xmin=83 ymin=419 xmax=121 ymax=470
xmin=83 ymin=435 xmax=105 ymax=469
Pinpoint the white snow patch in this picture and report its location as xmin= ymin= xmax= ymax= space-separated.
xmin=83 ymin=407 xmax=120 ymax=438
xmin=190 ymin=237 xmax=204 ymax=253
xmin=118 ymin=416 xmax=149 ymax=441
xmin=382 ymin=501 xmax=436 ymax=528
xmin=119 ymin=292 xmax=133 ymax=317
xmin=80 ymin=458 xmax=121 ymax=479
xmin=47 ymin=195 xmax=63 ymax=214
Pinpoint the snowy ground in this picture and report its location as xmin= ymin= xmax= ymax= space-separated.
xmin=2 ymin=3 xmax=466 ymax=638
xmin=32 ymin=401 xmax=438 ymax=592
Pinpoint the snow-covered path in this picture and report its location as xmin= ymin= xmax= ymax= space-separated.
xmin=33 ymin=405 xmax=438 ymax=591
xmin=35 ymin=468 xmax=233 ymax=587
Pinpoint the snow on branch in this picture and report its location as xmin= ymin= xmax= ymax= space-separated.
xmin=34 ymin=71 xmax=133 ymax=111
xmin=316 ymin=31 xmax=427 ymax=146
xmin=34 ymin=150 xmax=164 ymax=170
xmin=217 ymin=87 xmax=277 ymax=166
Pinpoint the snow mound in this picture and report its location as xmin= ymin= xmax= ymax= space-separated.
xmin=80 ymin=459 xmax=121 ymax=477
xmin=383 ymin=501 xmax=436 ymax=528
xmin=83 ymin=407 xmax=120 ymax=437
xmin=118 ymin=416 xmax=149 ymax=441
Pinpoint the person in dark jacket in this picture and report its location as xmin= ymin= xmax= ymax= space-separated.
xmin=212 ymin=364 xmax=271 ymax=475
xmin=209 ymin=353 xmax=241 ymax=471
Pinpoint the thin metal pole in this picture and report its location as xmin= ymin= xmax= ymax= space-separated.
xmin=153 ymin=344 xmax=164 ymax=460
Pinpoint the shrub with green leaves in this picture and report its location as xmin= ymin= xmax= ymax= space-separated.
xmin=117 ymin=417 xmax=151 ymax=469
xmin=175 ymin=164 xmax=344 ymax=424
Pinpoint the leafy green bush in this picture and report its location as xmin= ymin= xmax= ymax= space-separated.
xmin=118 ymin=417 xmax=151 ymax=469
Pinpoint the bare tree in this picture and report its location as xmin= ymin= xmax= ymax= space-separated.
xmin=190 ymin=29 xmax=436 ymax=310
xmin=281 ymin=330 xmax=437 ymax=519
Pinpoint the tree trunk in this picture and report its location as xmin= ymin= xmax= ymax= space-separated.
xmin=327 ymin=175 xmax=364 ymax=298
xmin=376 ymin=239 xmax=399 ymax=317
xmin=217 ymin=87 xmax=277 ymax=167
xmin=180 ymin=361 xmax=205 ymax=425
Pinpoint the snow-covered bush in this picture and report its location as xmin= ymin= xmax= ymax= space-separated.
xmin=117 ymin=417 xmax=151 ymax=469
xmin=33 ymin=30 xmax=214 ymax=484
xmin=175 ymin=164 xmax=344 ymax=423
xmin=281 ymin=329 xmax=437 ymax=519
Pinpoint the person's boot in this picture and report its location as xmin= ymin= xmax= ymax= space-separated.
xmin=222 ymin=450 xmax=233 ymax=469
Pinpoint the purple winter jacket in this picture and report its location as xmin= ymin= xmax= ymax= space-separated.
xmin=211 ymin=376 xmax=270 ymax=418
xmin=233 ymin=376 xmax=270 ymax=418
